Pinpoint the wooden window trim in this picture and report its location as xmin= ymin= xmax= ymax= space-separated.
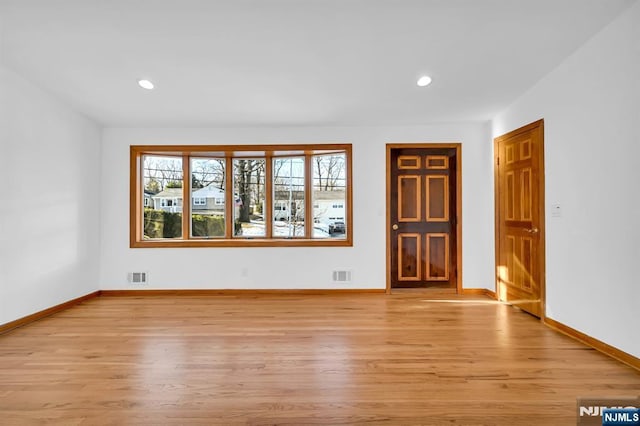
xmin=224 ymin=156 xmax=233 ymax=239
xmin=130 ymin=144 xmax=352 ymax=248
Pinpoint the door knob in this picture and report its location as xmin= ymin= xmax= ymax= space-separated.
xmin=526 ymin=227 xmax=539 ymax=234
xmin=392 ymin=224 xmax=399 ymax=231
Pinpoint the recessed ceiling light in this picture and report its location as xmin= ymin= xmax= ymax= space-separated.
xmin=417 ymin=75 xmax=432 ymax=87
xmin=138 ymin=79 xmax=154 ymax=90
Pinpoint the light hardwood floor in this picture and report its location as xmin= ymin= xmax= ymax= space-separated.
xmin=0 ymin=292 xmax=638 ymax=425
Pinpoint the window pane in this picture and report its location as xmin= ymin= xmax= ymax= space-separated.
xmin=233 ymin=159 xmax=266 ymax=237
xmin=143 ymin=155 xmax=183 ymax=239
xmin=273 ymin=157 xmax=305 ymax=237
xmin=191 ymin=158 xmax=226 ymax=238
xmin=312 ymin=153 xmax=347 ymax=239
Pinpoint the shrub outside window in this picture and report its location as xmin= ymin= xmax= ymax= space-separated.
xmin=131 ymin=144 xmax=352 ymax=247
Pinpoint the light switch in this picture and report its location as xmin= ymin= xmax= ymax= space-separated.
xmin=551 ymin=203 xmax=561 ymax=218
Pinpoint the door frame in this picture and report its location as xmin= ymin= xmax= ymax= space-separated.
xmin=493 ymin=119 xmax=546 ymax=319
xmin=386 ymin=143 xmax=462 ymax=294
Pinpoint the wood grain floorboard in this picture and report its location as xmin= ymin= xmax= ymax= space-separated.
xmin=0 ymin=293 xmax=638 ymax=425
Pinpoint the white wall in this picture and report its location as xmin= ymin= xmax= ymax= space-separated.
xmin=493 ymin=2 xmax=640 ymax=357
xmin=100 ymin=123 xmax=494 ymax=291
xmin=0 ymin=64 xmax=102 ymax=325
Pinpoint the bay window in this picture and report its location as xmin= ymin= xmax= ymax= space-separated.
xmin=130 ymin=144 xmax=352 ymax=247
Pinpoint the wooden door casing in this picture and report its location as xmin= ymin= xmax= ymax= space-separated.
xmin=387 ymin=145 xmax=461 ymax=291
xmin=494 ymin=120 xmax=545 ymax=318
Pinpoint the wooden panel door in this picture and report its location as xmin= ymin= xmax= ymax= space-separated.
xmin=389 ymin=146 xmax=459 ymax=289
xmin=495 ymin=120 xmax=545 ymax=317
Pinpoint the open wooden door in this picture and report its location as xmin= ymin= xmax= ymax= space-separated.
xmin=387 ymin=144 xmax=461 ymax=292
xmin=494 ymin=120 xmax=545 ymax=317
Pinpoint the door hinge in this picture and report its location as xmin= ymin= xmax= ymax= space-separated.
xmin=496 ymin=157 xmax=500 ymax=166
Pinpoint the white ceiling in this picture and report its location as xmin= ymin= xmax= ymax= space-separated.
xmin=0 ymin=0 xmax=635 ymax=127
